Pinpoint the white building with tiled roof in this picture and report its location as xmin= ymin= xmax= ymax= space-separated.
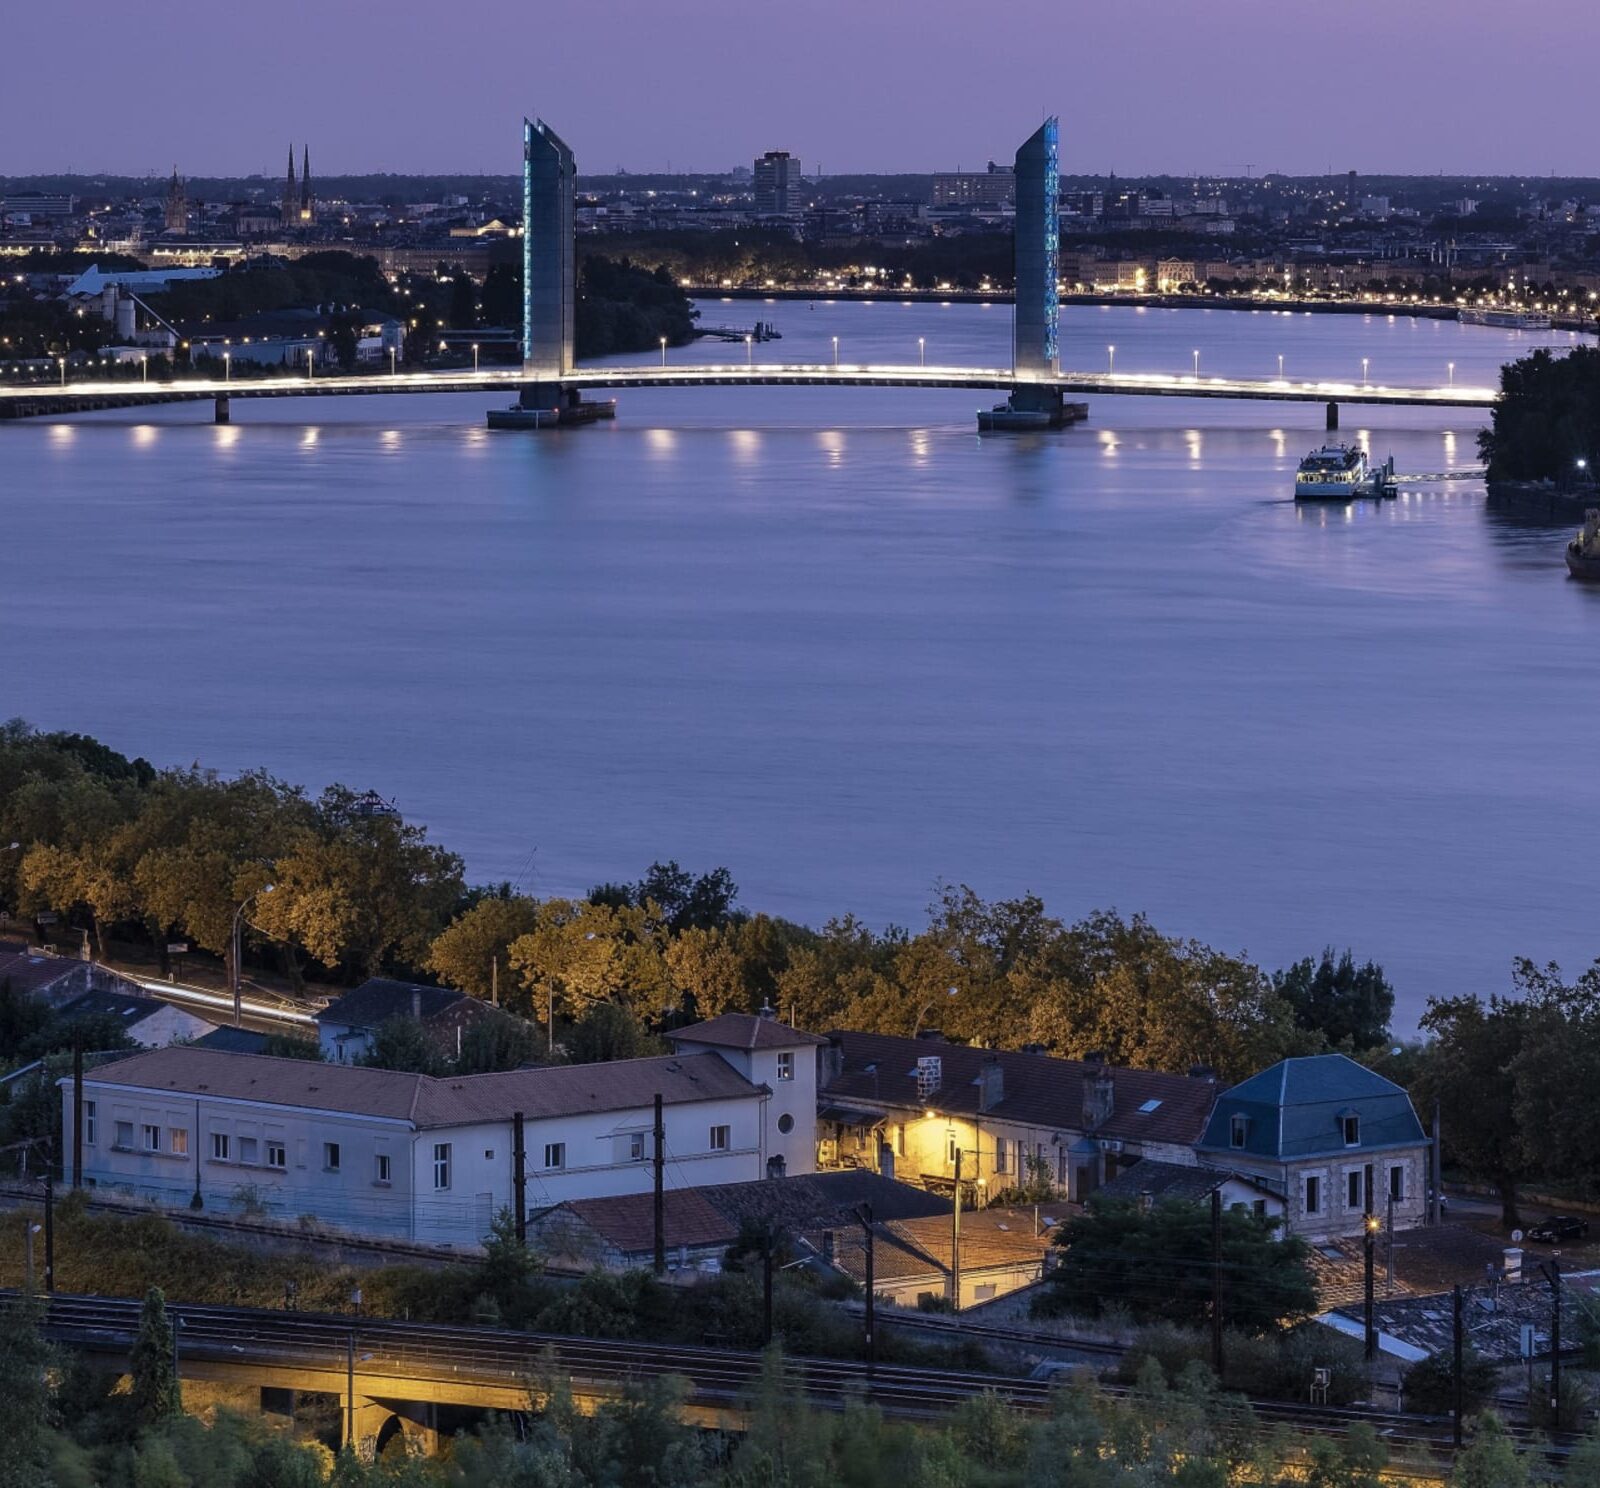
xmin=62 ymin=1041 xmax=794 ymax=1249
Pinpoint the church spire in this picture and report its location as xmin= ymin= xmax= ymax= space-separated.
xmin=283 ymin=145 xmax=297 ymax=227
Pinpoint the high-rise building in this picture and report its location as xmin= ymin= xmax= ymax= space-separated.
xmin=522 ymin=117 xmax=576 ymax=378
xmin=163 ymin=167 xmax=187 ymax=234
xmin=753 ymin=151 xmax=801 ymax=216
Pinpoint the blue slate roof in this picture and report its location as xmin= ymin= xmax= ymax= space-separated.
xmin=1196 ymin=1054 xmax=1425 ymax=1161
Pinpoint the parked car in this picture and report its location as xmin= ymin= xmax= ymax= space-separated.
xmin=1525 ymin=1215 xmax=1590 ymax=1243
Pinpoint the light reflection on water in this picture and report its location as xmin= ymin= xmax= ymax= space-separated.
xmin=2 ymin=300 xmax=1595 ymax=1029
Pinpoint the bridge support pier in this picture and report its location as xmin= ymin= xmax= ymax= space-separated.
xmin=1326 ymin=400 xmax=1339 ymax=432
xmin=487 ymin=381 xmax=616 ymax=430
xmin=978 ymin=384 xmax=1089 ymax=432
xmin=214 ymin=395 xmax=230 ymax=425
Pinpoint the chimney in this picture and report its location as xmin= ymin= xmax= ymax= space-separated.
xmin=411 ymin=988 xmax=422 ymax=1020
xmin=977 ymin=1053 xmax=1005 ymax=1112
xmin=1188 ymin=1065 xmax=1217 ymax=1082
xmin=1083 ymin=1067 xmax=1115 ymax=1130
xmin=758 ymin=1002 xmax=776 ymax=1021
xmin=822 ymin=1036 xmax=844 ymax=1087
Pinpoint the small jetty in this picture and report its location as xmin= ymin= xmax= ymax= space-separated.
xmin=694 ymin=320 xmax=782 ymax=343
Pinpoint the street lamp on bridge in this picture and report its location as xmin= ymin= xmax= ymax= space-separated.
xmin=659 ymin=336 xmax=667 ymax=367
xmin=832 ymin=336 xmax=839 ymax=368
xmin=745 ymin=334 xmax=752 ymax=367
xmin=919 ymin=336 xmax=925 ymax=368
xmin=1192 ymin=349 xmax=1200 ymax=380
xmin=1107 ymin=345 xmax=1115 ymax=376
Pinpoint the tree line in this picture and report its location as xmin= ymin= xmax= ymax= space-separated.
xmin=0 ymin=721 xmax=1399 ymax=1085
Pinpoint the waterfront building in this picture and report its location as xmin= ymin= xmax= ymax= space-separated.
xmin=522 ymin=117 xmax=576 ymax=378
xmin=753 ymin=150 xmax=801 ymax=216
xmin=1194 ymin=1054 xmax=1431 ymax=1242
xmin=1012 ymin=117 xmax=1059 ymax=375
xmin=932 ymin=162 xmax=1015 ymax=211
xmin=815 ymin=1032 xmax=1218 ymax=1204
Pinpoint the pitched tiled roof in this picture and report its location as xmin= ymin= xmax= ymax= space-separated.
xmin=1093 ymin=1158 xmax=1275 ymax=1206
xmin=822 ymin=1031 xmax=1219 ymax=1146
xmin=672 ymin=1013 xmax=829 ymax=1051
xmin=80 ymin=1046 xmax=760 ymax=1128
xmin=1197 ymin=1054 xmax=1426 ymax=1160
xmin=819 ymin=1207 xmax=1057 ymax=1285
xmin=192 ymin=1026 xmax=273 ymax=1055
xmin=317 ymin=978 xmax=467 ymax=1030
xmin=550 ymin=1189 xmax=737 ymax=1256
xmin=0 ymin=950 xmax=92 ymax=998
xmin=54 ymin=988 xmax=190 ymax=1028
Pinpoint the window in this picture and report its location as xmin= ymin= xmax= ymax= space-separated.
xmin=628 ymin=1132 xmax=646 ymax=1162
xmin=142 ymin=1124 xmax=160 ymax=1152
xmin=267 ymin=1141 xmax=286 ymax=1170
xmin=1230 ymin=1114 xmax=1247 ymax=1149
xmin=1137 ymin=1098 xmax=1163 ymax=1114
xmin=710 ymin=1125 xmax=731 ymax=1152
xmin=895 ymin=1124 xmax=906 ymax=1157
xmin=995 ymin=1137 xmax=1010 ymax=1174
xmin=374 ymin=1153 xmax=391 ymax=1184
xmin=777 ymin=1113 xmax=795 ymax=1135
xmin=1389 ymin=1164 xmax=1405 ymax=1202
xmin=974 ymin=1283 xmax=997 ymax=1302
xmin=543 ymin=1142 xmax=566 ymax=1170
xmin=946 ymin=1133 xmax=960 ymax=1164
xmin=433 ymin=1143 xmax=451 ymax=1190
xmin=170 ymin=1129 xmax=188 ymax=1157
xmin=1304 ymin=1175 xmax=1322 ymax=1216
xmin=484 ymin=1149 xmax=495 ymax=1161
xmin=1253 ymin=1199 xmax=1267 ymax=1218
xmin=1342 ymin=1115 xmax=1361 ymax=1147
xmin=1347 ymin=1171 xmax=1363 ymax=1209
xmin=114 ymin=1120 xmax=134 ymax=1149
xmin=323 ymin=1142 xmax=340 ymax=1172
xmin=776 ymin=1051 xmax=794 ymax=1081
xmin=83 ymin=1101 xmax=96 ymax=1144
xmin=211 ymin=1131 xmax=229 ymax=1161
xmin=238 ymin=1137 xmax=258 ymax=1164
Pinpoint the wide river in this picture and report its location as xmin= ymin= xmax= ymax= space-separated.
xmin=2 ymin=299 xmax=1592 ymax=1030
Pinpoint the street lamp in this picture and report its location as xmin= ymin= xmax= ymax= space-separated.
xmin=832 ymin=335 xmax=839 ymax=367
xmin=1362 ymin=357 xmax=1370 ymax=387
xmin=1192 ymin=349 xmax=1200 ymax=379
xmin=745 ymin=334 xmax=752 ymax=367
xmin=1447 ymin=361 xmax=1455 ymax=387
xmin=141 ymin=355 xmax=148 ymax=384
xmin=659 ymin=336 xmax=667 ymax=367
xmin=472 ymin=343 xmax=480 ymax=374
xmin=24 ymin=1222 xmax=41 ymax=1293
xmin=1107 ymin=344 xmax=1115 ymax=375
xmin=388 ymin=346 xmax=397 ymax=377
xmin=230 ymin=885 xmax=274 ymax=1027
xmin=306 ymin=346 xmax=315 ymax=381
xmin=912 ymin=985 xmax=959 ymax=1038
xmin=918 ymin=336 xmax=926 ymax=368
xmin=58 ymin=356 xmax=65 ymax=387
xmin=1277 ymin=354 xmax=1284 ymax=380
xmin=223 ymin=352 xmax=231 ymax=384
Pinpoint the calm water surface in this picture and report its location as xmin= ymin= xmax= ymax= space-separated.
xmin=3 ymin=301 xmax=1594 ymax=1029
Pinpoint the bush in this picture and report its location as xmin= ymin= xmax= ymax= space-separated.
xmin=1401 ymin=1346 xmax=1497 ymax=1415
xmin=1527 ymin=1369 xmax=1590 ymax=1432
xmin=1119 ymin=1322 xmax=1367 ymax=1406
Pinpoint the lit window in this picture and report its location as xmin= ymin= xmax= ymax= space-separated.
xmin=776 ymin=1051 xmax=794 ymax=1081
xmin=211 ymin=1132 xmax=229 ymax=1161
xmin=323 ymin=1142 xmax=340 ymax=1172
xmin=710 ymin=1125 xmax=731 ymax=1152
xmin=267 ymin=1141 xmax=286 ymax=1170
xmin=170 ymin=1130 xmax=188 ymax=1157
xmin=115 ymin=1120 xmax=134 ymax=1149
xmin=433 ymin=1143 xmax=451 ymax=1190
xmin=142 ymin=1124 xmax=160 ymax=1152
xmin=375 ymin=1153 xmax=391 ymax=1184
xmin=544 ymin=1142 xmax=566 ymax=1170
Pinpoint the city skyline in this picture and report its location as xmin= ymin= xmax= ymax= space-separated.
xmin=6 ymin=0 xmax=1598 ymax=179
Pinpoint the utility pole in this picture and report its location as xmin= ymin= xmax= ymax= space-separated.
xmin=1363 ymin=1165 xmax=1377 ymax=1361
xmin=43 ymin=1177 xmax=54 ymax=1294
xmin=512 ymin=1111 xmax=527 ymax=1245
xmin=1452 ymin=1284 xmax=1464 ymax=1448
xmin=856 ymin=1203 xmax=875 ymax=1376
xmin=1544 ymin=1261 xmax=1562 ymax=1430
xmin=1386 ymin=1190 xmax=1395 ymax=1293
xmin=346 ymin=1328 xmax=356 ymax=1453
xmin=1210 ymin=1189 xmax=1224 ymax=1375
xmin=762 ymin=1226 xmax=774 ymax=1346
xmin=1431 ymin=1099 xmax=1442 ymax=1226
xmin=491 ymin=955 xmax=498 ymax=1008
xmin=71 ymin=1036 xmax=84 ymax=1189
xmin=653 ymin=1093 xmax=666 ymax=1277
xmin=951 ymin=1148 xmax=962 ymax=1311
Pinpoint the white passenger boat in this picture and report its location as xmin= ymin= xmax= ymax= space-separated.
xmin=1294 ymin=443 xmax=1395 ymax=500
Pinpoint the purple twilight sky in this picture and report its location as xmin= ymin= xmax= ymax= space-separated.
xmin=7 ymin=0 xmax=1596 ymax=179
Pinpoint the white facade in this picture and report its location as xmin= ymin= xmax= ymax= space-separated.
xmin=669 ymin=1028 xmax=818 ymax=1179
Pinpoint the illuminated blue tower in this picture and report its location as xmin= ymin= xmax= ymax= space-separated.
xmin=522 ymin=117 xmax=575 ymax=378
xmin=1013 ymin=116 xmax=1060 ymax=376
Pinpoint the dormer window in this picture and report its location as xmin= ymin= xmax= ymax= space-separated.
xmin=1230 ymin=1113 xmax=1248 ymax=1149
xmin=1342 ymin=1114 xmax=1360 ymax=1147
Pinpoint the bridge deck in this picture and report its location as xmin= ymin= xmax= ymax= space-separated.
xmin=0 ymin=362 xmax=1498 ymax=417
